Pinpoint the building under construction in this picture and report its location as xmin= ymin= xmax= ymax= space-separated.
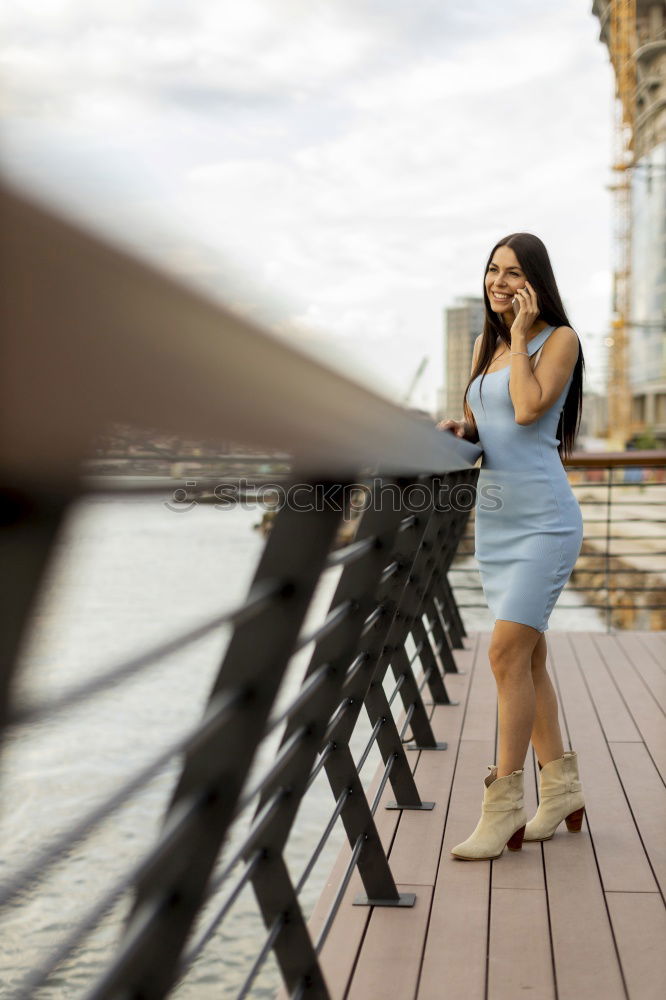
xmin=592 ymin=0 xmax=666 ymax=446
xmin=441 ymin=297 xmax=485 ymax=419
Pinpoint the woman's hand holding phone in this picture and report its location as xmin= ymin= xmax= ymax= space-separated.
xmin=510 ymin=280 xmax=539 ymax=337
xmin=436 ymin=418 xmax=467 ymax=438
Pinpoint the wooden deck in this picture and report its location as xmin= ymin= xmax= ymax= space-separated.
xmin=302 ymin=631 xmax=666 ymax=1000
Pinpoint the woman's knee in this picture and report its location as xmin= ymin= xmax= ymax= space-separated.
xmin=488 ymin=637 xmax=527 ymax=683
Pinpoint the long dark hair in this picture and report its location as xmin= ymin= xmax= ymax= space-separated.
xmin=462 ymin=232 xmax=584 ymax=459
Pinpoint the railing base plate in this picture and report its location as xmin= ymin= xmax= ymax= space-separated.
xmin=353 ymin=892 xmax=417 ymax=908
xmin=404 ymin=741 xmax=447 ymax=751
xmin=385 ymin=800 xmax=435 ymax=811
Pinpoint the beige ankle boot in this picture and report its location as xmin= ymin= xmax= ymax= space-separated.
xmin=451 ymin=767 xmax=527 ymax=861
xmin=524 ymin=750 xmax=585 ymax=841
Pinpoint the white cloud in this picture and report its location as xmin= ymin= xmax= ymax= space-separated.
xmin=0 ymin=0 xmax=615 ymax=410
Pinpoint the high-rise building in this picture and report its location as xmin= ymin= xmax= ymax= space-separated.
xmin=443 ymin=297 xmax=485 ymax=418
xmin=593 ymin=0 xmax=666 ymax=443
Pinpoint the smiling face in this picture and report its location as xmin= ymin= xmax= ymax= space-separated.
xmin=485 ymin=245 xmax=527 ymax=315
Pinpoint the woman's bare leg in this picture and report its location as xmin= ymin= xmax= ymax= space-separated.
xmin=529 ymin=633 xmax=565 ymax=766
xmin=488 ymin=620 xmax=541 ymax=777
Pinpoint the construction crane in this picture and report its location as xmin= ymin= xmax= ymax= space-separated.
xmin=403 ymin=355 xmax=429 ymax=407
xmin=606 ymin=0 xmax=637 ymax=447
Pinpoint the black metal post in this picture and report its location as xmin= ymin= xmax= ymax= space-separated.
xmin=91 ymin=479 xmax=348 ymax=1000
xmin=0 ymin=485 xmax=71 ymax=739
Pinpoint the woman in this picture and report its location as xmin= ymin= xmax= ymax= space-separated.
xmin=437 ymin=232 xmax=586 ymax=861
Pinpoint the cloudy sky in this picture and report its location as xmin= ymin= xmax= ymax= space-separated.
xmin=1 ymin=0 xmax=614 ymax=409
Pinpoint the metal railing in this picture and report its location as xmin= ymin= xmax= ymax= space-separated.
xmin=0 ymin=179 xmax=480 ymax=999
xmin=451 ymin=449 xmax=666 ymax=632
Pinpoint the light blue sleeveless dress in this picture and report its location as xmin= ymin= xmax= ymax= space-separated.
xmin=468 ymin=325 xmax=583 ymax=632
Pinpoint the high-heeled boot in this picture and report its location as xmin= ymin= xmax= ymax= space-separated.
xmin=524 ymin=750 xmax=585 ymax=841
xmin=450 ymin=766 xmax=527 ymax=860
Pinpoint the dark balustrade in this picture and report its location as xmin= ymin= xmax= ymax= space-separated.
xmin=0 ymin=180 xmax=481 ymax=999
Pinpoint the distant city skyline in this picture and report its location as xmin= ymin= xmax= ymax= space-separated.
xmin=1 ymin=1 xmax=614 ymax=409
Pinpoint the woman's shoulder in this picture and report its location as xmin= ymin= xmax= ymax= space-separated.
xmin=542 ymin=326 xmax=582 ymax=369
xmin=545 ymin=325 xmax=580 ymax=356
xmin=548 ymin=324 xmax=578 ymax=340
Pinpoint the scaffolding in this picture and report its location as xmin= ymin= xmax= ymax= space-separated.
xmin=606 ymin=0 xmax=637 ymax=446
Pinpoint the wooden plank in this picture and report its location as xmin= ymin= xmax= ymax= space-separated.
xmin=615 ymin=633 xmax=666 ymax=714
xmin=389 ymin=674 xmax=472 ymax=886
xmin=487 ymin=888 xmax=555 ymax=999
xmin=457 ymin=632 xmax=495 ymax=741
xmin=417 ymin=739 xmax=493 ymax=1000
xmin=594 ymin=634 xmax=666 ymax=780
xmin=549 ymin=632 xmax=657 ymax=892
xmin=606 ymin=892 xmax=666 ymax=1000
xmin=534 ymin=634 xmax=643 ymax=993
xmin=636 ymin=631 xmax=666 ymax=672
xmin=537 ymin=764 xmax=625 ymax=990
xmin=418 ymin=634 xmax=497 ymax=1000
xmin=572 ymin=633 xmax=642 ymax=741
xmin=448 ymin=634 xmax=476 ymax=673
xmin=609 ymin=741 xmax=666 ymax=898
xmin=492 ymin=632 xmax=621 ymax=1000
xmin=347 ymin=884 xmax=433 ymax=1000
xmin=542 ymin=830 xmax=625 ymax=1000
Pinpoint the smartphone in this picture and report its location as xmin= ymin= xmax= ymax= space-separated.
xmin=512 ymin=296 xmax=520 ymax=317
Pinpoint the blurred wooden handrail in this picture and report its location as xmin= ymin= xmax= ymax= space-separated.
xmin=0 ymin=179 xmax=477 ymax=488
xmin=565 ymin=450 xmax=666 ymax=468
